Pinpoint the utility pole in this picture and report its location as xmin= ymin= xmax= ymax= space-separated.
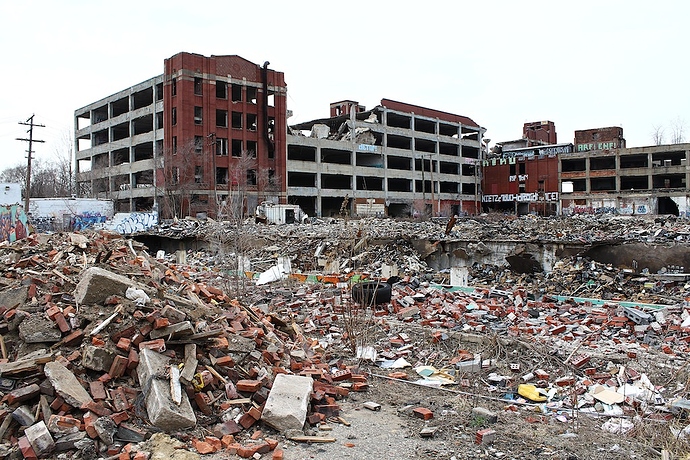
xmin=16 ymin=115 xmax=45 ymax=212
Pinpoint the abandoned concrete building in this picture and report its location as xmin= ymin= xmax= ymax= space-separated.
xmin=484 ymin=123 xmax=690 ymax=216
xmin=286 ymin=99 xmax=486 ymax=217
xmin=74 ymin=52 xmax=287 ymax=218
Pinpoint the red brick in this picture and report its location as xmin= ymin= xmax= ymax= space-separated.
xmin=116 ymin=337 xmax=132 ymax=352
xmin=45 ymin=305 xmax=61 ymax=319
xmin=18 ymin=436 xmax=38 ymax=460
xmin=7 ymin=383 xmax=40 ymax=404
xmin=54 ymin=312 xmax=71 ymax=333
xmin=412 ymin=407 xmax=433 ymax=420
xmin=205 ymin=436 xmax=222 ymax=451
xmin=62 ymin=328 xmax=84 ymax=346
xmin=153 ymin=317 xmax=170 ymax=330
xmin=83 ymin=412 xmax=99 ymax=438
xmin=238 ymin=413 xmax=257 ymax=429
xmin=272 ymin=449 xmax=284 ymax=460
xmin=111 ymin=411 xmax=130 ymax=425
xmin=138 ymin=339 xmax=165 ymax=352
xmin=236 ymin=380 xmax=262 ymax=392
xmin=109 ymin=355 xmax=129 ymax=379
xmin=89 ymin=381 xmax=107 ymax=400
xmin=127 ymin=348 xmax=139 ymax=370
xmin=193 ymin=440 xmax=215 ymax=454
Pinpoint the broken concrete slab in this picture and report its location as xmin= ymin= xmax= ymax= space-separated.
xmin=137 ymin=348 xmax=196 ymax=431
xmin=44 ymin=361 xmax=94 ymax=409
xmin=0 ymin=285 xmax=28 ymax=310
xmin=81 ymin=345 xmax=116 ymax=372
xmin=261 ymin=374 xmax=313 ymax=432
xmin=18 ymin=316 xmax=62 ymax=343
xmin=74 ymin=266 xmax=154 ymax=305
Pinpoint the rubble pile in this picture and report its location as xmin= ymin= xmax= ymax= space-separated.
xmin=0 ymin=231 xmax=373 ymax=459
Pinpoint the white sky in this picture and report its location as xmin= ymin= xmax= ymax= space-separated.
xmin=1 ymin=0 xmax=688 ymax=172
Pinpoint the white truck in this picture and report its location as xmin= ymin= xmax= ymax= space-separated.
xmin=255 ymin=202 xmax=308 ymax=225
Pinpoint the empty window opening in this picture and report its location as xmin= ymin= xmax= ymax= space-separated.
xmin=415 ymin=158 xmax=435 ymax=173
xmin=76 ymin=134 xmax=91 ymax=152
xmin=216 ymin=138 xmax=228 ymax=156
xmin=388 ymin=178 xmax=412 ymax=192
xmin=440 ymin=181 xmax=459 ymax=193
xmin=171 ymin=167 xmax=180 ymax=184
xmin=591 ymin=177 xmax=616 ymax=191
xmin=171 ymin=107 xmax=177 ymax=126
xmin=620 ymin=176 xmax=649 ymax=192
xmin=132 ymin=114 xmax=153 ymax=135
xmin=231 ymin=84 xmax=242 ymax=102
xmin=171 ymin=78 xmax=177 ymax=96
xmin=156 ymin=83 xmax=163 ymax=101
xmin=93 ymin=129 xmax=109 ymax=146
xmin=439 ymin=123 xmax=458 ymax=137
xmin=113 ymin=148 xmax=129 ymax=166
xmin=461 ymin=164 xmax=476 ymax=176
xmin=591 ymin=156 xmax=616 ymax=170
xmin=321 ymin=174 xmax=350 ymax=189
xmin=414 ymin=117 xmax=436 ymax=134
xmin=195 ymin=166 xmax=203 ymax=184
xmin=111 ymin=122 xmax=129 ymax=141
xmin=231 ymin=112 xmax=243 ymax=129
xmin=439 ymin=142 xmax=458 ymax=156
xmin=216 ymin=81 xmax=227 ymax=99
xmin=267 ymin=93 xmax=275 ymax=107
xmin=216 ymin=109 xmax=228 ymax=128
xmin=387 ymin=113 xmax=411 ymax=129
xmin=356 ymin=153 xmax=383 ymax=168
xmin=172 ymin=136 xmax=177 ymax=155
xmin=247 ymin=169 xmax=257 ymax=186
xmin=519 ymin=163 xmax=526 ymax=175
xmin=439 ymin=162 xmax=459 ymax=175
xmin=415 ymin=138 xmax=436 ymax=154
xmin=461 ymin=146 xmax=480 ymax=159
xmin=653 ymin=175 xmax=685 ymax=188
xmin=247 ymin=113 xmax=257 ymax=131
xmin=288 ymin=145 xmax=316 ymax=161
xmin=216 ymin=167 xmax=228 ymax=185
xmin=247 ymin=87 xmax=257 ymax=104
xmin=155 ymin=112 xmax=163 ymax=129
xmin=570 ymin=179 xmax=587 ymax=192
xmin=111 ymin=97 xmax=129 ymax=117
xmin=621 ymin=154 xmax=648 ymax=168
xmin=134 ymin=170 xmax=153 ymax=188
xmin=356 ymin=176 xmax=384 ymax=191
xmin=322 ymin=148 xmax=351 ymax=165
xmin=232 ymin=139 xmax=243 ymax=157
xmin=194 ymin=136 xmax=203 ymax=154
xmin=132 ymin=87 xmax=153 ymax=110
xmin=194 ymin=106 xmax=203 ymax=124
xmin=76 ymin=112 xmax=91 ymax=130
xmin=288 ymin=172 xmax=316 ymax=187
xmin=461 ymin=183 xmax=476 ymax=194
xmin=133 ymin=143 xmax=153 ymax=161
xmin=93 ymin=153 xmax=109 ymax=170
xmin=387 ymin=155 xmax=412 ymax=171
xmin=461 ymin=127 xmax=480 ymax=141
xmin=92 ymin=105 xmax=108 ymax=124
xmin=561 ymin=158 xmax=586 ymax=172
xmin=246 ymin=141 xmax=257 ymax=158
xmin=387 ymin=134 xmax=411 ymax=150
xmin=415 ymin=180 xmax=432 ymax=194
xmin=653 ymin=151 xmax=686 ymax=166
xmin=194 ymin=77 xmax=203 ymax=95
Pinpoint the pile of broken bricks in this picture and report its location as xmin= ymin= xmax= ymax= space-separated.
xmin=0 ymin=231 xmax=371 ymax=459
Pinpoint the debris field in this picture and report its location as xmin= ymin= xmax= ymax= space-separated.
xmin=0 ymin=215 xmax=690 ymax=459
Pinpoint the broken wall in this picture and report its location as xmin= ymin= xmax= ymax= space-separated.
xmin=29 ymin=198 xmax=114 ymax=232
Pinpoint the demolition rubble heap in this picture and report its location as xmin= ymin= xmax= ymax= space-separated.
xmin=0 ymin=215 xmax=689 ymax=458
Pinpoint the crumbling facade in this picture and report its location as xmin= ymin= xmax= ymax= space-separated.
xmin=560 ymin=141 xmax=690 ymax=216
xmin=75 ymin=53 xmax=287 ymax=219
xmin=286 ymin=99 xmax=485 ymax=217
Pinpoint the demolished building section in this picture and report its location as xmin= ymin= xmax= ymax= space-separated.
xmin=286 ymin=99 xmax=486 ymax=218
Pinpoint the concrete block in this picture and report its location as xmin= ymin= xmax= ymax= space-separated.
xmin=19 ymin=316 xmax=62 ymax=343
xmin=81 ymin=345 xmax=116 ymax=372
xmin=261 ymin=374 xmax=313 ymax=432
xmin=74 ymin=267 xmax=154 ymax=305
xmin=94 ymin=416 xmax=117 ymax=445
xmin=44 ymin=361 xmax=94 ymax=409
xmin=13 ymin=405 xmax=35 ymax=426
xmin=25 ymin=421 xmax=55 ymax=457
xmin=136 ymin=348 xmax=196 ymax=431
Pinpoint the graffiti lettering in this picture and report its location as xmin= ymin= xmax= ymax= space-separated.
xmin=111 ymin=212 xmax=158 ymax=235
xmin=0 ymin=205 xmax=29 ymax=242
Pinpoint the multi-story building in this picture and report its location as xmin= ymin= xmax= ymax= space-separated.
xmin=560 ymin=129 xmax=690 ymax=216
xmin=74 ymin=52 xmax=287 ymax=219
xmin=286 ymin=99 xmax=486 ymax=217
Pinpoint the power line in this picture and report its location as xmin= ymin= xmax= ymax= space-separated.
xmin=16 ymin=114 xmax=45 ymax=211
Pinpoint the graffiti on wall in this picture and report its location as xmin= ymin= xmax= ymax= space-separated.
xmin=110 ymin=212 xmax=158 ymax=235
xmin=0 ymin=205 xmax=29 ymax=242
xmin=71 ymin=212 xmax=107 ymax=231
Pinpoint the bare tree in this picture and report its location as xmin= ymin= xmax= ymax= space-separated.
xmin=161 ymin=139 xmax=200 ymax=219
xmin=651 ymin=124 xmax=665 ymax=146
xmin=670 ymin=117 xmax=686 ymax=144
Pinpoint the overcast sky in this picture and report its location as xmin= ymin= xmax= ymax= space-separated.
xmin=1 ymin=0 xmax=688 ymax=173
